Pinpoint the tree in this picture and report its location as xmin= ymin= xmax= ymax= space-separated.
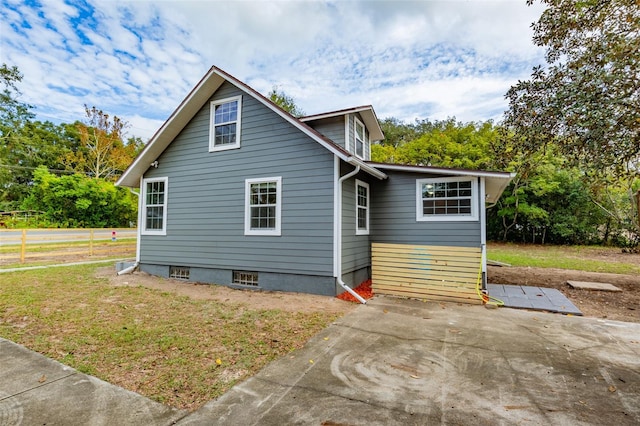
xmin=487 ymin=149 xmax=608 ymax=244
xmin=1 ymin=64 xmax=35 ymax=209
xmin=504 ymin=0 xmax=640 ymax=177
xmin=372 ymin=119 xmax=497 ymax=170
xmin=63 ymin=105 xmax=135 ymax=180
xmin=21 ymin=166 xmax=137 ymax=227
xmin=0 ymin=121 xmax=79 ymax=209
xmin=268 ymin=86 xmax=305 ymax=117
xmin=378 ymin=117 xmax=420 ymax=148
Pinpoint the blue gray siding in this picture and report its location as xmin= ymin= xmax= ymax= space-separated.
xmin=340 ymin=165 xmax=373 ymax=280
xmin=141 ymin=81 xmax=336 ymax=284
xmin=370 ymin=171 xmax=482 ymax=247
xmin=307 ymin=116 xmax=346 ymax=150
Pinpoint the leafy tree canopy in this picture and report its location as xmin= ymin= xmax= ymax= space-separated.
xmin=372 ymin=118 xmax=497 ymax=170
xmin=268 ymin=86 xmax=305 ymax=117
xmin=504 ymin=0 xmax=640 ymax=177
xmin=21 ymin=166 xmax=137 ymax=228
xmin=63 ymin=105 xmax=137 ymax=181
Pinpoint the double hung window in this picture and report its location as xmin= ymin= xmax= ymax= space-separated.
xmin=209 ymin=96 xmax=242 ymax=151
xmin=354 ymin=119 xmax=366 ymax=159
xmin=355 ymin=179 xmax=369 ymax=235
xmin=245 ymin=177 xmax=282 ymax=235
xmin=141 ymin=177 xmax=168 ymax=235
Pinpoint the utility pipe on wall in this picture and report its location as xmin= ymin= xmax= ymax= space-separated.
xmin=117 ymin=185 xmax=142 ymax=275
xmin=335 ymin=160 xmax=367 ymax=304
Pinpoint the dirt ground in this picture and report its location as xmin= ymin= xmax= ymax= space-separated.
xmin=488 ymin=265 xmax=639 ymax=323
xmin=99 ymin=257 xmax=639 ymax=324
xmin=97 ymin=267 xmax=356 ymax=316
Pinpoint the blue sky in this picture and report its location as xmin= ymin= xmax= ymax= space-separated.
xmin=1 ymin=0 xmax=545 ymax=140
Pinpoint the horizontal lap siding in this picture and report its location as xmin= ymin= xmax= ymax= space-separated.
xmin=341 ymin=169 xmax=372 ymax=275
xmin=370 ymin=171 xmax=481 ymax=247
xmin=141 ymin=82 xmax=334 ymax=276
xmin=309 ymin=117 xmax=346 ymax=150
xmin=372 ymin=243 xmax=482 ymax=304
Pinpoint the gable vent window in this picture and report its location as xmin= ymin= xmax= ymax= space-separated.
xmin=169 ymin=266 xmax=190 ymax=280
xmin=209 ymin=95 xmax=242 ymax=152
xmin=233 ymin=271 xmax=259 ymax=286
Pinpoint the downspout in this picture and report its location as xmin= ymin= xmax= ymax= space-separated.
xmin=334 ymin=157 xmax=367 ymax=304
xmin=117 ymin=181 xmax=142 ymax=275
xmin=479 ymin=177 xmax=487 ymax=288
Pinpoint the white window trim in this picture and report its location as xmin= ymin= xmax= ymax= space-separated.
xmin=354 ymin=118 xmax=367 ymax=160
xmin=209 ymin=95 xmax=242 ymax=152
xmin=355 ymin=179 xmax=369 ymax=235
xmin=244 ymin=176 xmax=282 ymax=236
xmin=416 ymin=176 xmax=479 ymax=222
xmin=141 ymin=176 xmax=168 ymax=236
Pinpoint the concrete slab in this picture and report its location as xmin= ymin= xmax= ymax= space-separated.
xmin=567 ymin=280 xmax=623 ymax=292
xmin=3 ymin=296 xmax=639 ymax=425
xmin=0 ymin=338 xmax=186 ymax=425
xmin=179 ymin=297 xmax=640 ymax=425
xmin=487 ymin=284 xmax=583 ymax=316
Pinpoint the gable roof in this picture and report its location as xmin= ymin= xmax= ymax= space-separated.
xmin=300 ymin=106 xmax=384 ymax=142
xmin=116 ymin=66 xmax=386 ymax=188
xmin=369 ymin=162 xmax=515 ymax=204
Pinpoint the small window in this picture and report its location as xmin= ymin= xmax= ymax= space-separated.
xmin=245 ymin=176 xmax=282 ymax=236
xmin=354 ymin=119 xmax=366 ymax=159
xmin=169 ymin=266 xmax=190 ymax=280
xmin=355 ymin=179 xmax=369 ymax=235
xmin=141 ymin=177 xmax=168 ymax=235
xmin=209 ymin=95 xmax=242 ymax=151
xmin=233 ymin=270 xmax=258 ymax=286
xmin=416 ymin=177 xmax=478 ymax=222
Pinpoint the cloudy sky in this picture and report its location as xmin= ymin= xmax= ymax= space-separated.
xmin=1 ymin=0 xmax=545 ymax=140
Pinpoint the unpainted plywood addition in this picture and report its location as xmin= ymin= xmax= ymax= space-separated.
xmin=372 ymin=243 xmax=483 ymax=305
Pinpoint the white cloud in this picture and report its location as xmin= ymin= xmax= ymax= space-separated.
xmin=0 ymin=0 xmax=545 ymax=140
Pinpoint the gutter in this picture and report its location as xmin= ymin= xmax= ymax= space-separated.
xmin=117 ymin=183 xmax=142 ymax=275
xmin=334 ymin=157 xmax=367 ymax=304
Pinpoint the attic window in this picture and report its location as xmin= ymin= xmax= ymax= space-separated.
xmin=209 ymin=95 xmax=242 ymax=152
xmin=355 ymin=119 xmax=366 ymax=159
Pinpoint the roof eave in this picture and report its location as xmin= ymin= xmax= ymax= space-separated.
xmin=116 ymin=68 xmax=226 ymax=188
xmin=348 ymin=157 xmax=387 ymax=180
xmin=368 ymin=162 xmax=515 ymax=202
xmin=301 ymin=105 xmax=385 ymax=142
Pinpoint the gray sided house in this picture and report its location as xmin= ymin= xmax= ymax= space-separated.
xmin=116 ymin=66 xmax=514 ymax=300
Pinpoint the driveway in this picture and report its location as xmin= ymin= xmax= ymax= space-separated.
xmin=180 ymin=297 xmax=640 ymax=425
xmin=2 ymin=296 xmax=639 ymax=425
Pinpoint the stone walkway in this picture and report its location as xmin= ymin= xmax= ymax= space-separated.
xmin=487 ymin=283 xmax=583 ymax=315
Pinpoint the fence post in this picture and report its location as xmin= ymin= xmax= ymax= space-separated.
xmin=20 ymin=229 xmax=26 ymax=263
xmin=89 ymin=229 xmax=94 ymax=256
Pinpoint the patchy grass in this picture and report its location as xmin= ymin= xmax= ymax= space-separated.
xmin=487 ymin=243 xmax=640 ymax=275
xmin=0 ymin=265 xmax=342 ymax=410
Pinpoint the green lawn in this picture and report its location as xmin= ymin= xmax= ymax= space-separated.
xmin=487 ymin=243 xmax=640 ymax=275
xmin=0 ymin=265 xmax=343 ymax=410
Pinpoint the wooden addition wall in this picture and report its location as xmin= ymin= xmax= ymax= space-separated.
xmin=372 ymin=243 xmax=483 ymax=304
